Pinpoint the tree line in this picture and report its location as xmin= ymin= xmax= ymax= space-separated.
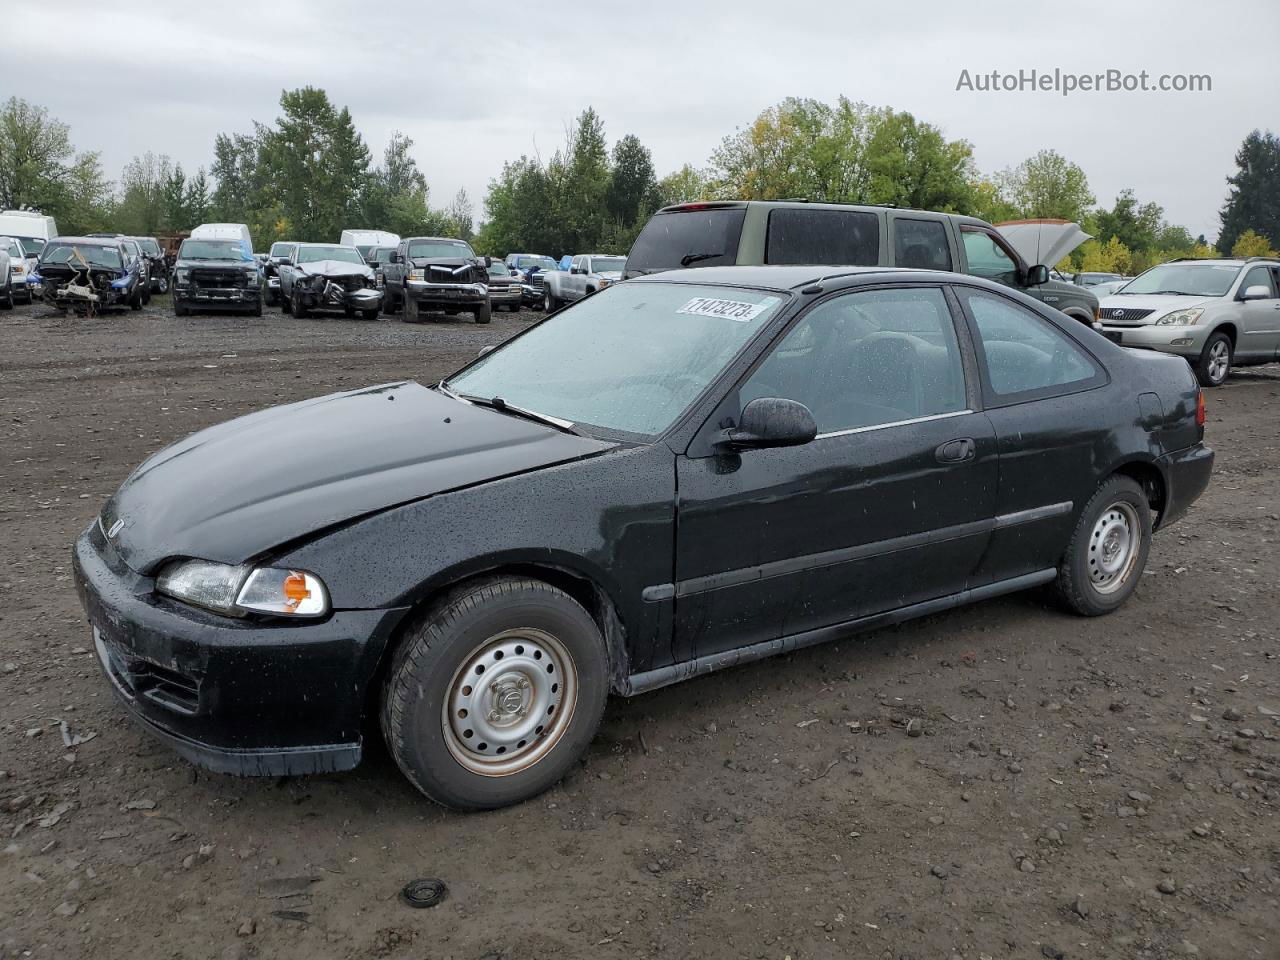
xmin=1 ymin=91 xmax=1277 ymax=272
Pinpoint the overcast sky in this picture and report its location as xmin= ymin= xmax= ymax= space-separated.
xmin=11 ymin=0 xmax=1277 ymax=242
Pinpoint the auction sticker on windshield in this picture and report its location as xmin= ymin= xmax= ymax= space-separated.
xmin=677 ymin=296 xmax=778 ymax=322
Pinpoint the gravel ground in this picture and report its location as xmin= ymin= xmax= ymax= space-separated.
xmin=1 ymin=295 xmax=1278 ymax=960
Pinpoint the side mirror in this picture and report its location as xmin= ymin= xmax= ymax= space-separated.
xmin=723 ymin=397 xmax=817 ymax=450
xmin=482 ymin=256 xmax=492 ymax=268
xmin=1240 ymin=284 xmax=1272 ymax=301
xmin=1025 ymin=264 xmax=1050 ymax=286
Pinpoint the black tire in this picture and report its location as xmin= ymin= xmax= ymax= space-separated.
xmin=404 ymin=291 xmax=420 ymax=323
xmin=362 ymin=308 xmax=379 ymax=321
xmin=130 ymin=289 xmax=143 ymax=311
xmin=1055 ymin=475 xmax=1151 ymax=616
xmin=1194 ymin=331 xmax=1232 ymax=388
xmin=544 ymin=290 xmax=560 ymax=312
xmin=381 ymin=577 xmax=610 ymax=810
xmin=292 ymin=291 xmax=308 ymax=319
xmin=143 ymin=284 xmax=152 ymax=305
xmin=475 ymin=301 xmax=492 ymax=325
xmin=280 ymin=290 xmax=292 ymax=315
xmin=173 ymin=300 xmax=188 ymax=317
xmin=0 ymin=284 xmax=12 ymax=309
xmin=344 ymin=306 xmax=355 ymax=318
xmin=157 ymin=276 xmax=169 ymax=295
xmin=250 ymin=300 xmax=263 ymax=317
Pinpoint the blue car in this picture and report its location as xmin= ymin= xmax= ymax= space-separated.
xmin=32 ymin=236 xmax=148 ymax=314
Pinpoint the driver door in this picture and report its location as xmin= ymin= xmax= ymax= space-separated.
xmin=674 ymin=285 xmax=998 ymax=661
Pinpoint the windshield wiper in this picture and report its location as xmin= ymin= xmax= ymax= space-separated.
xmin=453 ymin=391 xmax=583 ymax=436
xmin=679 ymin=252 xmax=722 ymax=266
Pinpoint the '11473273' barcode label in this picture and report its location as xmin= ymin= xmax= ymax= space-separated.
xmin=676 ymin=297 xmax=775 ymax=322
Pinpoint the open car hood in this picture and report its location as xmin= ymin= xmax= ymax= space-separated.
xmin=995 ymin=220 xmax=1092 ymax=268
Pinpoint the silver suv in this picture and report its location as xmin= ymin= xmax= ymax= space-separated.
xmin=1097 ymin=257 xmax=1280 ymax=386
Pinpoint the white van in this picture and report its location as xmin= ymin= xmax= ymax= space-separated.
xmin=339 ymin=229 xmax=400 ymax=259
xmin=0 ymin=210 xmax=59 ymax=259
xmin=190 ymin=223 xmax=254 ymax=260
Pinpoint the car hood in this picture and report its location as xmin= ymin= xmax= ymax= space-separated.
xmin=1098 ymin=293 xmax=1215 ymax=322
xmin=101 ymin=381 xmax=615 ymax=573
xmin=595 ymin=271 xmax=624 ymax=281
xmin=176 ymin=257 xmax=254 ymax=270
xmin=297 ymin=259 xmax=372 ymax=279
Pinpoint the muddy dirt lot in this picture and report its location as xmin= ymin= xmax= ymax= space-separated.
xmin=1 ymin=296 xmax=1278 ymax=960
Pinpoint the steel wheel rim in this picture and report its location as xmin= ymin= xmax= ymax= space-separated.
xmin=442 ymin=628 xmax=577 ymax=777
xmin=1088 ymin=501 xmax=1141 ymax=594
xmin=1207 ymin=340 xmax=1229 ymax=382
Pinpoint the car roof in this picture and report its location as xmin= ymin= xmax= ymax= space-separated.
xmin=407 ymin=236 xmax=470 ymax=243
xmin=656 ymin=200 xmax=988 ymax=225
xmin=46 ymin=236 xmax=121 ymax=247
xmin=631 ymin=264 xmax=933 ymax=291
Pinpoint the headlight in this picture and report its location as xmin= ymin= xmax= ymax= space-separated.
xmin=156 ymin=559 xmax=329 ymax=618
xmin=1155 ymin=307 xmax=1204 ymax=326
xmin=408 ymin=269 xmax=424 ymax=281
xmin=597 ymin=278 xmax=612 ymax=287
xmin=244 ymin=269 xmax=259 ymax=282
xmin=12 ymin=263 xmax=25 ymax=275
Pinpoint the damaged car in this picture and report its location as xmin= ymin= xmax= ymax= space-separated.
xmin=263 ymin=241 xmax=297 ymax=306
xmin=278 ymin=243 xmax=383 ymax=320
xmin=74 ymin=264 xmax=1212 ymax=811
xmin=172 ymin=238 xmax=264 ymax=317
xmin=382 ymin=236 xmax=492 ymax=324
xmin=33 ymin=237 xmax=146 ymax=315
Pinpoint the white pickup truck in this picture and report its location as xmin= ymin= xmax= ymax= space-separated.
xmin=542 ymin=253 xmax=627 ymax=311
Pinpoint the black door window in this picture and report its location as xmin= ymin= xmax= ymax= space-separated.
xmin=894 ymin=218 xmax=953 ymax=270
xmin=741 ymin=286 xmax=967 ymax=433
xmin=961 ymin=289 xmax=1102 ymax=401
xmin=765 ymin=209 xmax=880 ymax=266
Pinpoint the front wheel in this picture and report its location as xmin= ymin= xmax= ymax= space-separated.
xmin=381 ymin=577 xmax=609 ymax=810
xmin=1055 ymin=475 xmax=1151 ymax=616
xmin=544 ymin=290 xmax=561 ymax=312
xmin=1195 ymin=332 xmax=1232 ymax=388
xmin=292 ymin=291 xmax=308 ymax=318
xmin=475 ymin=301 xmax=492 ymax=324
xmin=362 ymin=308 xmax=379 ymax=321
xmin=404 ymin=291 xmax=420 ymax=322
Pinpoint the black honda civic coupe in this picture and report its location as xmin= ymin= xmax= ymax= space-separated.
xmin=74 ymin=265 xmax=1214 ymax=809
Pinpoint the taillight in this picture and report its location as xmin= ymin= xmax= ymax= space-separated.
xmin=1195 ymin=390 xmax=1206 ymax=428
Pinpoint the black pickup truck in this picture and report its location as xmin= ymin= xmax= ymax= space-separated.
xmin=381 ymin=236 xmax=492 ymax=324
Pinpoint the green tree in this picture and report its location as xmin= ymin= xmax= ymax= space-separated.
xmin=0 ymin=97 xmax=111 ymax=233
xmin=862 ymin=109 xmax=976 ymax=212
xmin=1230 ymin=228 xmax=1278 ymax=258
xmin=115 ymin=152 xmax=174 ymax=235
xmin=257 ymin=87 xmax=372 ymax=242
xmin=656 ymin=164 xmax=711 ymax=207
xmin=606 ymin=134 xmax=659 ymax=230
xmin=1094 ymin=189 xmax=1163 ymax=253
xmin=997 ymin=149 xmax=1094 ymax=222
xmin=1218 ymin=130 xmax=1280 ymax=253
xmin=186 ymin=169 xmax=211 ymax=226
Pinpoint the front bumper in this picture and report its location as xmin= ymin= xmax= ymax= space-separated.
xmin=175 ymin=285 xmax=262 ymax=307
xmin=406 ymin=280 xmax=487 ymax=306
xmin=296 ymin=283 xmax=383 ymax=313
xmin=1100 ymin=323 xmax=1207 ymax=357
xmin=72 ymin=522 xmax=408 ymax=776
xmin=1155 ymin=441 xmax=1214 ymax=529
xmin=488 ymin=285 xmax=522 ymax=305
xmin=520 ymin=283 xmax=544 ymax=305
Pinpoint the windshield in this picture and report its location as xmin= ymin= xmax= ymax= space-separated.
xmin=269 ymin=242 xmax=294 ymax=257
xmin=373 ymin=247 xmax=394 ymax=263
xmin=135 ymin=238 xmax=161 ymax=256
xmin=41 ymin=243 xmax=122 ymax=270
xmin=447 ymin=281 xmax=785 ymax=438
xmin=297 ymin=245 xmax=364 ymax=265
xmin=355 ymin=244 xmax=375 ymax=257
xmin=516 ymin=256 xmax=556 ymax=271
xmin=3 ymin=239 xmax=21 ymax=258
xmin=409 ymin=239 xmax=474 ymax=259
xmin=590 ymin=256 xmax=626 ymax=273
xmin=180 ymin=239 xmax=248 ymax=261
xmin=486 ymin=261 xmax=511 ymax=277
xmin=15 ymin=237 xmax=45 ymax=256
xmin=1119 ymin=263 xmax=1241 ymax=297
xmin=625 ymin=208 xmax=746 ymax=277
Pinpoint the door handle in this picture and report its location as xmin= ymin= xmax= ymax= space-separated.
xmin=935 ymin=438 xmax=976 ymax=464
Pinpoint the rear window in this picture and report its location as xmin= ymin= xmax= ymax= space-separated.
xmin=893 ymin=218 xmax=952 ymax=270
xmin=765 ymin=208 xmax=879 ymax=266
xmin=626 ymin=207 xmax=746 ymax=276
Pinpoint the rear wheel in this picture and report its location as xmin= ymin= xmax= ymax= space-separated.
xmin=1195 ymin=331 xmax=1232 ymax=388
xmin=475 ymin=301 xmax=492 ymax=324
xmin=381 ymin=577 xmax=609 ymax=810
xmin=1055 ymin=475 xmax=1151 ymax=616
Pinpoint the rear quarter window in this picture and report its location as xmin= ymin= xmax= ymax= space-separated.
xmin=765 ymin=209 xmax=879 ymax=266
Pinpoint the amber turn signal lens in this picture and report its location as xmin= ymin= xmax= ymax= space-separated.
xmin=282 ymin=572 xmax=312 ymax=609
